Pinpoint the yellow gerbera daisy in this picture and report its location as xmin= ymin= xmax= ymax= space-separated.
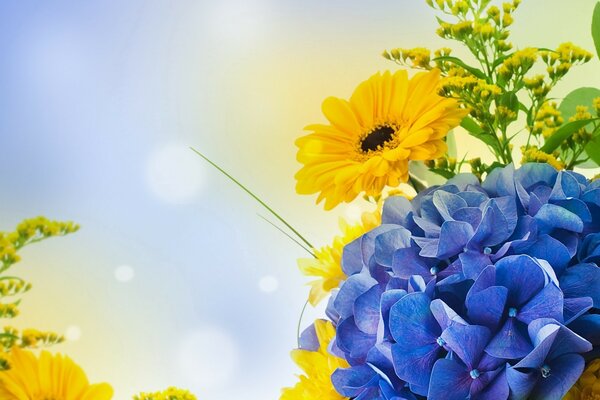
xmin=565 ymin=359 xmax=600 ymax=399
xmin=0 ymin=347 xmax=113 ymax=400
xmin=280 ymin=319 xmax=349 ymax=400
xmin=299 ymin=210 xmax=381 ymax=306
xmin=296 ymin=69 xmax=467 ymax=210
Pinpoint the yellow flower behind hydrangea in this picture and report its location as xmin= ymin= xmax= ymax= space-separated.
xmin=295 ymin=69 xmax=468 ymax=210
xmin=299 ymin=210 xmax=381 ymax=306
xmin=0 ymin=347 xmax=113 ymax=400
xmin=281 ymin=320 xmax=349 ymax=400
xmin=565 ymin=359 xmax=600 ymax=399
xmin=134 ymin=387 xmax=197 ymax=400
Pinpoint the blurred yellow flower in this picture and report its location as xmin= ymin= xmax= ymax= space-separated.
xmin=281 ymin=320 xmax=349 ymax=400
xmin=565 ymin=359 xmax=600 ymax=399
xmin=299 ymin=210 xmax=380 ymax=306
xmin=295 ymin=69 xmax=467 ymax=210
xmin=134 ymin=387 xmax=197 ymax=400
xmin=0 ymin=347 xmax=113 ymax=400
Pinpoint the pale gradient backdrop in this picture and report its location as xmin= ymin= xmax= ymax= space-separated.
xmin=0 ymin=0 xmax=599 ymax=398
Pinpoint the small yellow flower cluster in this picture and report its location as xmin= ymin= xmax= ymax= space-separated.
xmin=593 ymin=97 xmax=600 ymax=116
xmin=521 ymin=146 xmax=565 ymax=170
xmin=523 ymin=75 xmax=551 ymax=99
xmin=541 ymin=43 xmax=593 ymax=81
xmin=563 ymin=106 xmax=594 ymax=149
xmin=532 ymin=102 xmax=563 ymax=139
xmin=498 ymin=47 xmax=538 ymax=81
xmin=439 ymin=76 xmax=499 ymax=119
xmin=0 ymin=304 xmax=18 ymax=319
xmin=0 ymin=217 xmax=79 ymax=270
xmin=0 ymin=278 xmax=31 ymax=297
xmin=383 ymin=47 xmax=432 ymax=69
xmin=134 ymin=387 xmax=198 ymax=400
xmin=0 ymin=327 xmax=64 ymax=356
xmin=565 ymin=359 xmax=600 ymax=399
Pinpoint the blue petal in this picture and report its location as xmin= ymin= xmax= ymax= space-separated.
xmin=430 ymin=298 xmax=466 ymax=330
xmin=549 ymin=171 xmax=581 ymax=200
xmin=517 ymin=282 xmax=564 ymax=324
xmin=298 ymin=323 xmax=319 ymax=351
xmin=524 ymin=234 xmax=571 ymax=276
xmin=472 ymin=367 xmax=509 ymax=400
xmin=453 ymin=207 xmax=483 ymax=228
xmin=391 ymin=342 xmax=442 ymax=388
xmin=433 ymin=191 xmax=468 ymax=221
xmin=486 ymin=318 xmax=533 ymax=359
xmin=552 ymin=198 xmax=592 ymax=224
xmin=428 ymin=358 xmax=472 ymax=400
xmin=460 ymin=250 xmax=492 ymax=280
xmin=355 ymin=285 xmax=384 ymax=335
xmin=527 ymin=318 xmax=592 ymax=361
xmin=529 ymin=353 xmax=585 ymax=400
xmin=334 ymin=273 xmax=378 ymax=319
xmin=392 ymin=247 xmax=431 ymax=279
xmin=342 ymin=236 xmax=364 ymax=276
xmin=332 ymin=365 xmax=379 ymax=397
xmin=362 ymin=225 xmax=400 ymax=266
xmin=382 ymin=195 xmax=413 ymax=226
xmin=436 ymin=220 xmax=474 ymax=258
xmin=389 ymin=292 xmax=440 ymax=344
xmin=560 ymin=263 xmax=600 ymax=307
xmin=506 ymin=366 xmax=537 ymax=400
xmin=374 ymin=227 xmax=412 ymax=267
xmin=534 ymin=203 xmax=584 ymax=234
xmin=441 ymin=324 xmax=491 ymax=369
xmin=563 ymin=297 xmax=593 ymax=325
xmin=337 ymin=317 xmax=377 ymax=362
xmin=569 ymin=314 xmax=600 ymax=345
xmin=515 ymin=163 xmax=558 ymax=190
xmin=379 ymin=289 xmax=408 ymax=342
xmin=495 ymin=255 xmax=545 ymax=307
xmin=457 ymin=191 xmax=488 ymax=207
xmin=466 ymin=286 xmax=508 ymax=331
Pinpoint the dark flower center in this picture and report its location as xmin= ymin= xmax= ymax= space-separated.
xmin=361 ymin=125 xmax=396 ymax=152
xmin=541 ymin=364 xmax=551 ymax=378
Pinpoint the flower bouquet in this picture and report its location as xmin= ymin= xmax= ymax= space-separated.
xmin=269 ymin=1 xmax=600 ymax=399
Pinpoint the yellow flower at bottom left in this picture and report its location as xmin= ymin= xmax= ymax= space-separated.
xmin=281 ymin=320 xmax=348 ymax=400
xmin=0 ymin=347 xmax=113 ymax=400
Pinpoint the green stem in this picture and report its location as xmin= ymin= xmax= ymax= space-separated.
xmin=257 ymin=214 xmax=315 ymax=258
xmin=190 ymin=147 xmax=314 ymax=250
xmin=296 ymin=299 xmax=310 ymax=347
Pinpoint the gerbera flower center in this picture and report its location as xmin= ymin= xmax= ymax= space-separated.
xmin=360 ymin=125 xmax=396 ymax=152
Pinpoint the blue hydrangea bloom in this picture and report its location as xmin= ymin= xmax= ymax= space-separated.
xmin=328 ymin=164 xmax=600 ymax=400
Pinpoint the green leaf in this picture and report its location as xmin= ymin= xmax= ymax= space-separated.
xmin=429 ymin=168 xmax=456 ymax=179
xmin=559 ymin=87 xmax=600 ymax=120
xmin=592 ymin=2 xmax=600 ymax=60
xmin=558 ymin=87 xmax=600 ymax=167
xmin=432 ymin=56 xmax=487 ymax=80
xmin=540 ymin=119 xmax=598 ymax=153
xmin=460 ymin=117 xmax=501 ymax=151
xmin=585 ymin=136 xmax=600 ymax=166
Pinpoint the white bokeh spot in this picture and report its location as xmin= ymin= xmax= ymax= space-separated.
xmin=65 ymin=325 xmax=82 ymax=342
xmin=206 ymin=0 xmax=268 ymax=46
xmin=178 ymin=326 xmax=239 ymax=389
xmin=114 ymin=265 xmax=135 ymax=282
xmin=146 ymin=144 xmax=205 ymax=204
xmin=258 ymin=275 xmax=279 ymax=293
